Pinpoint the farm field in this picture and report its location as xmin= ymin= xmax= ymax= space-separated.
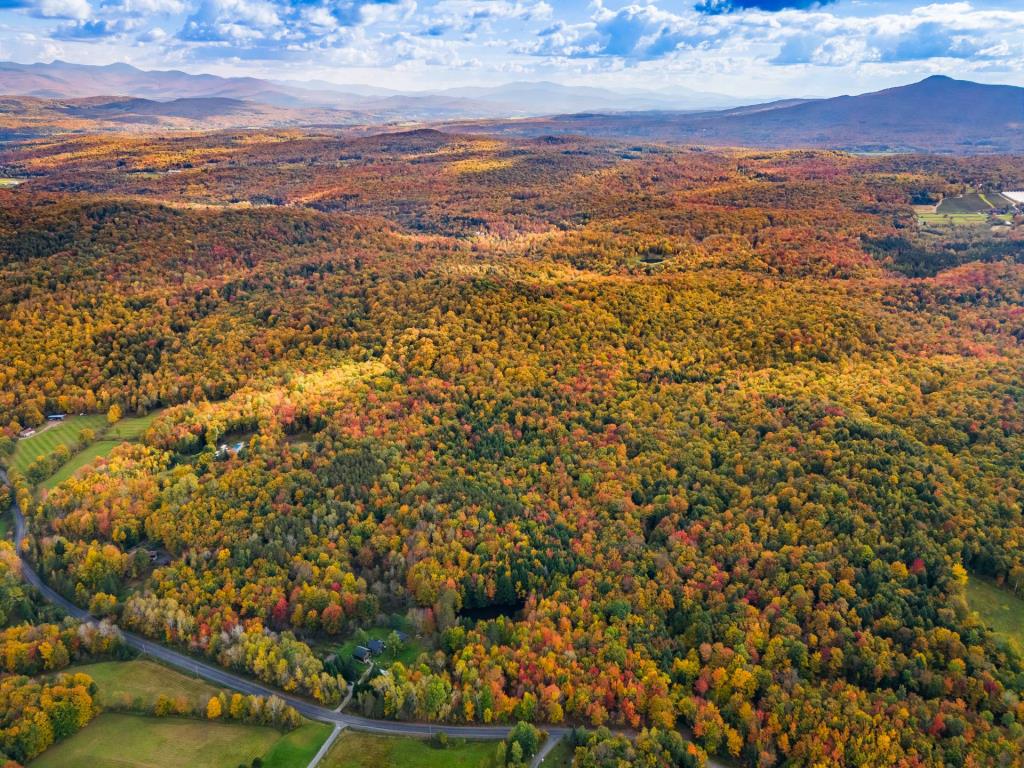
xmin=967 ymin=577 xmax=1024 ymax=655
xmin=43 ymin=660 xmax=331 ymax=768
xmin=29 ymin=712 xmax=282 ymax=768
xmin=8 ymin=415 xmax=108 ymax=475
xmin=8 ymin=410 xmax=162 ymax=488
xmin=40 ymin=441 xmax=119 ymax=490
xmin=321 ymin=731 xmax=500 ymax=768
xmin=106 ymin=411 xmax=161 ymax=440
xmin=918 ymin=212 xmax=989 ymax=227
xmin=68 ymin=659 xmax=220 ymax=710
xmin=935 ymin=192 xmax=1013 ymax=214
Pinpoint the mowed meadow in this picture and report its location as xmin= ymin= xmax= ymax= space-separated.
xmin=0 ymin=129 xmax=1023 ymax=767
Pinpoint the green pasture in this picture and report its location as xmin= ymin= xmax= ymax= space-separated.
xmin=40 ymin=442 xmax=119 ymax=490
xmin=322 ymin=730 xmax=500 ymax=768
xmin=8 ymin=416 xmax=108 ymax=475
xmin=8 ymin=410 xmax=162 ymax=489
xmin=29 ymin=712 xmax=280 ymax=768
xmin=68 ymin=659 xmax=220 ymax=710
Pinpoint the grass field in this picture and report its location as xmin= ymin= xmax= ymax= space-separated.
xmin=30 ymin=712 xmax=281 ymax=768
xmin=262 ymin=721 xmax=334 ymax=768
xmin=967 ymin=577 xmax=1024 ymax=655
xmin=918 ymin=212 xmax=989 ymax=226
xmin=937 ymin=193 xmax=995 ymax=214
xmin=9 ymin=416 xmax=109 ymax=475
xmin=55 ymin=659 xmax=331 ymax=767
xmin=322 ymin=731 xmax=499 ymax=768
xmin=9 ymin=410 xmax=163 ymax=488
xmin=68 ymin=659 xmax=220 ymax=710
xmin=106 ymin=411 xmax=161 ymax=440
xmin=41 ymin=441 xmax=120 ymax=490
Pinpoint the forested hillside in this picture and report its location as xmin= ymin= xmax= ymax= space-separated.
xmin=1 ymin=129 xmax=1023 ymax=767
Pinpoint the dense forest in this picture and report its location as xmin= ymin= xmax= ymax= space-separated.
xmin=1 ymin=128 xmax=1023 ymax=767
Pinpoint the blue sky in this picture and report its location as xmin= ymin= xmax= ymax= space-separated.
xmin=1 ymin=0 xmax=1023 ymax=97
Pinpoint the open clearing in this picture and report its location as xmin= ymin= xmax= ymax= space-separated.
xmin=29 ymin=712 xmax=281 ymax=768
xmin=9 ymin=415 xmax=108 ymax=475
xmin=967 ymin=577 xmax=1024 ymax=655
xmin=106 ymin=411 xmax=161 ymax=440
xmin=68 ymin=659 xmax=220 ymax=710
xmin=41 ymin=441 xmax=120 ymax=489
xmin=9 ymin=411 xmax=161 ymax=487
xmin=918 ymin=212 xmax=989 ymax=228
xmin=322 ymin=730 xmax=499 ymax=768
xmin=936 ymin=192 xmax=1013 ymax=214
xmin=57 ymin=659 xmax=330 ymax=768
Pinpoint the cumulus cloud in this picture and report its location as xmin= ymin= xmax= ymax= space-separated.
xmin=2 ymin=0 xmax=1024 ymax=94
xmin=53 ymin=16 xmax=133 ymax=37
xmin=770 ymin=2 xmax=1024 ymax=66
xmin=0 ymin=0 xmax=92 ymax=18
xmin=523 ymin=2 xmax=717 ymax=60
xmin=178 ymin=0 xmax=419 ymax=47
xmin=696 ymin=0 xmax=835 ymax=13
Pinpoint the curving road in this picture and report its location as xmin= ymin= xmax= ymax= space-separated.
xmin=3 ymin=469 xmax=564 ymax=740
xmin=4 ymin=469 xmax=730 ymax=767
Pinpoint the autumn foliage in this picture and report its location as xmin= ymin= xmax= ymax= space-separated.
xmin=1 ymin=129 xmax=1024 ymax=766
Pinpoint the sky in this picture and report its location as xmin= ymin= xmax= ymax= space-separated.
xmin=0 ymin=0 xmax=1023 ymax=97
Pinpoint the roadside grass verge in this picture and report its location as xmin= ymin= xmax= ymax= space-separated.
xmin=262 ymin=721 xmax=335 ymax=768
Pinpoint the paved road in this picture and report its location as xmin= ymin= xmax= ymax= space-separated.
xmin=530 ymin=733 xmax=564 ymax=768
xmin=4 ymin=469 xmax=732 ymax=767
xmin=3 ymin=470 xmax=561 ymax=740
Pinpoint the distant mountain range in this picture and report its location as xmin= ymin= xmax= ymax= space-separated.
xmin=0 ymin=60 xmax=743 ymax=118
xmin=0 ymin=63 xmax=1020 ymax=154
xmin=469 ymin=76 xmax=1024 ymax=154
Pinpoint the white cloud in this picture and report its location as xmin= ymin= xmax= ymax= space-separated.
xmin=37 ymin=0 xmax=91 ymax=18
xmin=2 ymin=0 xmax=1024 ymax=96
